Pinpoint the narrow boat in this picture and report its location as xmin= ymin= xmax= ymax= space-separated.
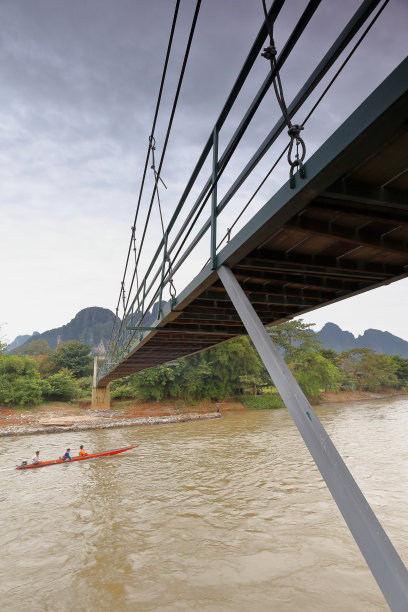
xmin=16 ymin=444 xmax=138 ymax=470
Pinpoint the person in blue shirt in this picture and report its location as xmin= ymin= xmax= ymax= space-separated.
xmin=62 ymin=448 xmax=72 ymax=461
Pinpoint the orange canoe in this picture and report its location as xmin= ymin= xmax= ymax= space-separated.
xmin=16 ymin=444 xmax=138 ymax=470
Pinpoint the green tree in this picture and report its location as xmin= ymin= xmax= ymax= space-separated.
xmin=14 ymin=339 xmax=53 ymax=377
xmin=267 ymin=320 xmax=322 ymax=363
xmin=110 ymin=376 xmax=135 ymax=400
xmin=14 ymin=339 xmax=51 ymax=356
xmin=115 ymin=336 xmax=264 ymax=402
xmin=238 ymin=374 xmax=266 ymax=395
xmin=339 ymin=349 xmax=398 ymax=392
xmin=42 ymin=369 xmax=79 ymax=401
xmin=201 ymin=336 xmax=263 ymax=398
xmin=339 ymin=348 xmax=372 ymax=391
xmin=319 ymin=348 xmax=341 ymax=367
xmin=294 ymin=350 xmax=341 ymax=397
xmin=35 ymin=354 xmax=54 ymax=378
xmin=179 ymin=358 xmax=213 ymax=399
xmin=390 ymin=355 xmax=408 ymax=388
xmin=51 ymin=341 xmax=92 ymax=378
xmin=132 ymin=364 xmax=181 ymax=401
xmin=0 ymin=354 xmax=43 ymax=406
xmin=76 ymin=376 xmax=94 ymax=398
xmin=359 ymin=352 xmax=398 ymax=392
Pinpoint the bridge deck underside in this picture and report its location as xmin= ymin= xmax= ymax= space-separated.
xmin=99 ymin=62 xmax=408 ymax=386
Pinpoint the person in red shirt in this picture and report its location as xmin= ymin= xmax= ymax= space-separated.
xmin=79 ymin=445 xmax=88 ymax=457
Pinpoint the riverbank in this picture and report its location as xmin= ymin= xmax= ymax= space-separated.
xmin=318 ymin=389 xmax=408 ymax=404
xmin=0 ymin=399 xmax=241 ymax=437
xmin=0 ymin=411 xmax=222 ymax=437
xmin=1 ymin=390 xmax=406 ymax=437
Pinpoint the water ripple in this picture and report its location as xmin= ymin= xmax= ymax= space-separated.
xmin=1 ymin=397 xmax=407 ymax=610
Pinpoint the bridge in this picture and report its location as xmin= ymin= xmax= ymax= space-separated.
xmin=94 ymin=1 xmax=408 ymax=608
xmin=98 ymin=59 xmax=408 ymax=387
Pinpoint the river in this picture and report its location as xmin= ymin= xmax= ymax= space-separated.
xmin=1 ymin=396 xmax=408 ymax=611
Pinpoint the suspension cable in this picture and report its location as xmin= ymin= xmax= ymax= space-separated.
xmin=107 ymin=0 xmax=180 ymax=348
xmin=118 ymin=0 xmax=321 ymax=337
xmin=124 ymin=0 xmax=202 ymax=311
xmin=110 ymin=0 xmax=201 ymax=358
xmin=301 ymin=0 xmax=390 ymax=127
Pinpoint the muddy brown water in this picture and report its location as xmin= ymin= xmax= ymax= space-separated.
xmin=1 ymin=397 xmax=407 ymax=611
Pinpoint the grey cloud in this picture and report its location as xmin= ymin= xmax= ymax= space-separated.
xmin=1 ymin=0 xmax=407 ymax=340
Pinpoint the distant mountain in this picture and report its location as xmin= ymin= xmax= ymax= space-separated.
xmin=12 ymin=307 xmax=117 ymax=353
xmin=8 ymin=303 xmax=164 ymax=354
xmin=9 ymin=310 xmax=408 ymax=359
xmin=6 ymin=334 xmax=32 ymax=353
xmin=317 ymin=323 xmax=408 ymax=358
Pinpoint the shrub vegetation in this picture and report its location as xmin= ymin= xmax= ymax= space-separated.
xmin=1 ymin=321 xmax=408 ymax=409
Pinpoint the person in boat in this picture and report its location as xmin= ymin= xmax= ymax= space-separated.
xmin=62 ymin=448 xmax=72 ymax=461
xmin=79 ymin=445 xmax=88 ymax=457
xmin=31 ymin=451 xmax=41 ymax=465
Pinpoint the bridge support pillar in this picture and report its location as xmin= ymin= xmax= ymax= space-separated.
xmin=218 ymin=265 xmax=408 ymax=611
xmin=92 ymin=355 xmax=110 ymax=409
xmin=91 ymin=385 xmax=110 ymax=409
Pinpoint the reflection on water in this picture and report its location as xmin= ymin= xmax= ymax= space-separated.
xmin=1 ymin=397 xmax=408 ymax=611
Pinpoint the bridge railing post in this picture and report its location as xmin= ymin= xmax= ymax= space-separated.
xmin=140 ymin=278 xmax=146 ymax=339
xmin=211 ymin=126 xmax=219 ymax=270
xmin=158 ymin=231 xmax=168 ymax=319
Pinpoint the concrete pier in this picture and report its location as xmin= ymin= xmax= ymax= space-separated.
xmin=92 ymin=355 xmax=110 ymax=408
xmin=91 ymin=385 xmax=110 ymax=409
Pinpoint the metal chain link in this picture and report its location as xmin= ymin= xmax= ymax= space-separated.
xmin=261 ymin=0 xmax=307 ymax=188
xmin=287 ymin=124 xmax=306 ymax=186
xmin=167 ymin=255 xmax=177 ymax=301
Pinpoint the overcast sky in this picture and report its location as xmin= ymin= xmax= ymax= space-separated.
xmin=1 ymin=0 xmax=407 ymax=344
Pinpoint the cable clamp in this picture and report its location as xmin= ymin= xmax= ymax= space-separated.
xmin=169 ymin=278 xmax=176 ymax=300
xmin=148 ymin=135 xmax=156 ymax=150
xmin=152 ymin=168 xmax=167 ymax=189
xmin=261 ymin=45 xmax=277 ymax=60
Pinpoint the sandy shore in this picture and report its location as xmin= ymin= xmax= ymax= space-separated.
xmin=0 ymin=400 xmax=239 ymax=438
xmin=0 ymin=411 xmax=222 ymax=437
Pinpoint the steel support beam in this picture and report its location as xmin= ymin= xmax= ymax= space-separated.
xmin=284 ymin=217 xmax=408 ymax=255
xmin=198 ymin=290 xmax=315 ymax=308
xmin=236 ymin=253 xmax=397 ymax=279
xmin=307 ymin=200 xmax=408 ymax=227
xmin=322 ymin=181 xmax=408 ymax=209
xmin=218 ymin=264 xmax=408 ymax=611
xmin=232 ymin=270 xmax=361 ymax=292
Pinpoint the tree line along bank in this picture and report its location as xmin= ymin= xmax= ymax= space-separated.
xmin=1 ymin=321 xmax=408 ymax=408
